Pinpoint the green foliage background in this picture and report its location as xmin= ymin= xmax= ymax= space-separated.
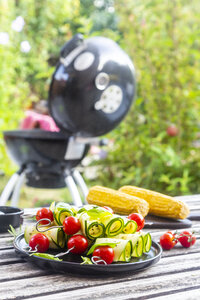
xmin=0 ymin=0 xmax=200 ymax=196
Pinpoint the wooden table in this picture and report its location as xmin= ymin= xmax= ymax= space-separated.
xmin=1 ymin=195 xmax=200 ymax=300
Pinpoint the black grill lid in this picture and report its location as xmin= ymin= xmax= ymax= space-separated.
xmin=49 ymin=35 xmax=136 ymax=137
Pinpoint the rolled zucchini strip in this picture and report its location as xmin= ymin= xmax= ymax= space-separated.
xmin=78 ymin=212 xmax=105 ymax=240
xmin=24 ymin=225 xmax=66 ymax=249
xmin=87 ymin=238 xmax=132 ymax=262
xmin=116 ymin=239 xmax=132 ymax=262
xmin=53 ymin=202 xmax=77 ymax=226
xmin=78 ymin=212 xmax=89 ymax=236
xmin=115 ymin=233 xmax=143 ymax=257
xmin=103 ymin=215 xmax=124 ymax=237
xmin=86 ymin=221 xmax=105 ymax=240
xmin=142 ymin=233 xmax=152 ymax=253
xmin=122 ymin=217 xmax=137 ymax=234
xmin=132 ymin=235 xmax=144 ymax=257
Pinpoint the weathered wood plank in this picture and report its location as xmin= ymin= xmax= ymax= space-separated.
xmin=175 ymin=195 xmax=200 ymax=202
xmin=28 ymin=287 xmax=200 ymax=300
xmin=1 ymin=250 xmax=200 ymax=283
xmin=160 ymin=243 xmax=200 ymax=258
xmin=1 ymin=251 xmax=200 ymax=299
xmin=186 ymin=205 xmax=200 ymax=210
xmin=0 ymin=237 xmax=14 ymax=250
xmin=0 ymin=249 xmax=23 ymax=264
xmin=18 ymin=269 xmax=200 ymax=300
xmin=0 ymin=227 xmax=23 ymax=239
xmin=0 ymin=233 xmax=13 ymax=239
xmin=0 ymin=274 xmax=100 ymax=300
xmin=145 ymin=288 xmax=200 ymax=300
xmin=0 ymin=262 xmax=49 ymax=282
xmin=183 ymin=200 xmax=200 ymax=206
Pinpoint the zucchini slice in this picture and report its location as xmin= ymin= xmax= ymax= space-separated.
xmin=132 ymin=235 xmax=144 ymax=257
xmin=53 ymin=202 xmax=76 ymax=226
xmin=24 ymin=225 xmax=66 ymax=249
xmin=119 ymin=240 xmax=132 ymax=262
xmin=47 ymin=227 xmax=66 ymax=249
xmin=78 ymin=213 xmax=89 ymax=237
xmin=78 ymin=213 xmax=105 ymax=239
xmin=123 ymin=218 xmax=137 ymax=234
xmin=24 ymin=225 xmax=38 ymax=244
xmin=86 ymin=221 xmax=105 ymax=240
xmin=104 ymin=215 xmax=124 ymax=237
xmin=115 ymin=233 xmax=143 ymax=257
xmin=143 ymin=233 xmax=152 ymax=253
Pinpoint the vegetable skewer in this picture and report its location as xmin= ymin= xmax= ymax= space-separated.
xmin=24 ymin=203 xmax=153 ymax=265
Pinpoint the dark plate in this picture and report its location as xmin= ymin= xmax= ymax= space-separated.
xmin=144 ymin=215 xmax=192 ymax=229
xmin=14 ymin=233 xmax=162 ymax=276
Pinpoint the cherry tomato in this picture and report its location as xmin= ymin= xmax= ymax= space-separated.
xmin=63 ymin=216 xmax=81 ymax=235
xmin=102 ymin=206 xmax=114 ymax=214
xmin=29 ymin=233 xmax=49 ymax=252
xmin=36 ymin=208 xmax=54 ymax=225
xmin=178 ymin=231 xmax=196 ymax=248
xmin=67 ymin=235 xmax=88 ymax=254
xmin=160 ymin=232 xmax=177 ymax=250
xmin=167 ymin=231 xmax=178 ymax=245
xmin=93 ymin=246 xmax=114 ymax=264
xmin=128 ymin=213 xmax=145 ymax=231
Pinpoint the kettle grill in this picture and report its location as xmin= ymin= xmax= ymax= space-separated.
xmin=0 ymin=34 xmax=136 ymax=207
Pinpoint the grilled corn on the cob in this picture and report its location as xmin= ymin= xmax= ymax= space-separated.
xmin=119 ymin=185 xmax=190 ymax=219
xmin=87 ymin=186 xmax=149 ymax=217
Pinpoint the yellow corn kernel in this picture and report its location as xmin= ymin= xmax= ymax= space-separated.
xmin=119 ymin=186 xmax=190 ymax=219
xmin=87 ymin=186 xmax=149 ymax=217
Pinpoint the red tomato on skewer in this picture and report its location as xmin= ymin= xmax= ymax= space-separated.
xmin=63 ymin=216 xmax=81 ymax=235
xmin=128 ymin=213 xmax=145 ymax=231
xmin=36 ymin=208 xmax=54 ymax=225
xmin=93 ymin=246 xmax=114 ymax=264
xmin=67 ymin=235 xmax=88 ymax=254
xmin=29 ymin=233 xmax=49 ymax=252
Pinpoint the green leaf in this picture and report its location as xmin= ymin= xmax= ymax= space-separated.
xmin=81 ymin=256 xmax=93 ymax=265
xmin=86 ymin=208 xmax=112 ymax=220
xmin=8 ymin=225 xmax=17 ymax=238
xmin=30 ymin=253 xmax=62 ymax=261
xmin=8 ymin=225 xmax=22 ymax=238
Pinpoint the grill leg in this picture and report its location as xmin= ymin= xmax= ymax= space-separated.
xmin=0 ymin=173 xmax=20 ymax=206
xmin=10 ymin=172 xmax=25 ymax=207
xmin=72 ymin=170 xmax=88 ymax=204
xmin=65 ymin=174 xmax=83 ymax=207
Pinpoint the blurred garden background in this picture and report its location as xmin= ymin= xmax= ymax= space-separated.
xmin=0 ymin=0 xmax=200 ymax=207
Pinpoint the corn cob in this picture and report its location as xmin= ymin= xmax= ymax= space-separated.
xmin=87 ymin=186 xmax=149 ymax=217
xmin=119 ymin=185 xmax=190 ymax=219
